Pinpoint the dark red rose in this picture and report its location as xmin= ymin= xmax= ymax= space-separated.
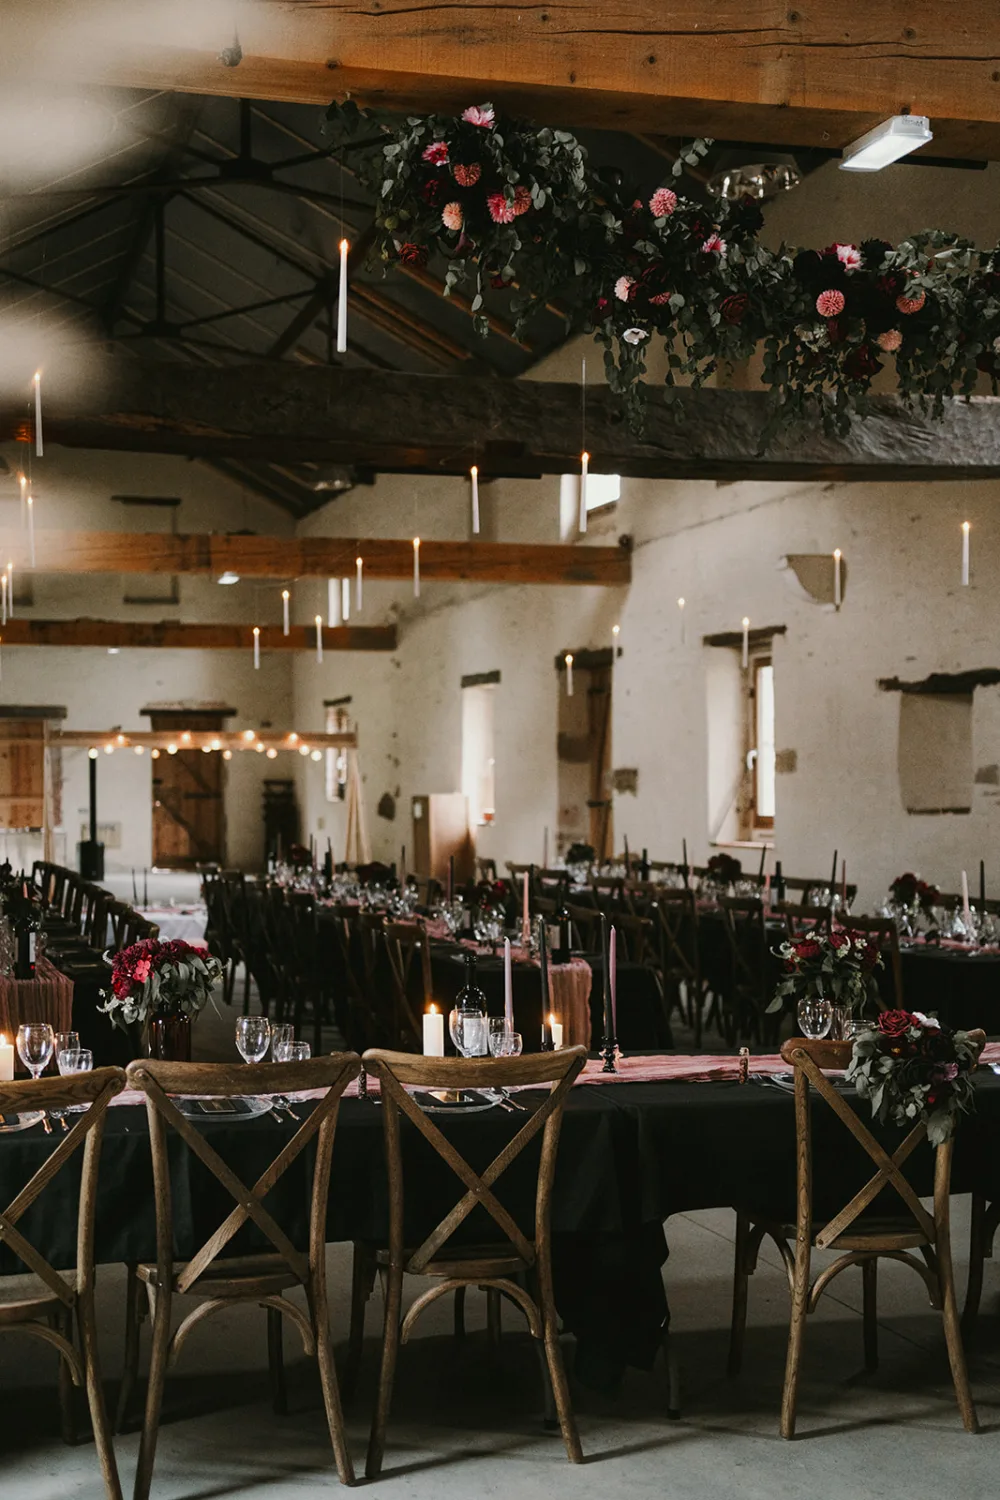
xmin=843 ymin=343 xmax=882 ymax=380
xmin=420 ymin=178 xmax=444 ymax=207
xmin=593 ymin=296 xmax=611 ymax=319
xmin=825 ymin=316 xmax=847 ymax=345
xmin=720 ymin=292 xmax=749 ymax=325
xmin=397 ymin=242 xmax=428 ymax=267
xmin=794 ymin=939 xmax=822 ymax=960
xmin=878 ymin=1009 xmax=915 ymax=1038
xmin=876 ymin=271 xmax=905 ymax=300
xmin=727 ymin=199 xmax=764 ymax=235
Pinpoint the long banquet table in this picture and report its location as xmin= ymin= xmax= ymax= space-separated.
xmin=4 ymin=1063 xmax=1000 ymax=1383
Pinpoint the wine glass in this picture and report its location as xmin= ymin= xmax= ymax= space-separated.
xmin=17 ymin=1023 xmax=54 ymax=1081
xmin=235 ymin=1015 xmax=271 ymax=1064
xmin=448 ymin=1008 xmax=487 ymax=1058
xmin=271 ymin=1024 xmax=295 ymax=1063
xmin=797 ymin=997 xmax=833 ymax=1040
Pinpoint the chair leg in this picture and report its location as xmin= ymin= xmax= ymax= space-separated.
xmin=862 ymin=1257 xmax=879 ymax=1372
xmin=116 ymin=1263 xmax=143 ymax=1434
xmin=937 ymin=1215 xmax=980 ymax=1433
xmin=77 ymin=1285 xmax=124 ymax=1500
xmin=963 ymin=1192 xmax=987 ymax=1335
xmin=453 ymin=1284 xmax=466 ymax=1339
xmin=779 ymin=1239 xmax=811 ymax=1440
xmin=663 ymin=1329 xmax=681 ymax=1419
xmin=366 ymin=1260 xmax=404 ymax=1480
xmin=344 ymin=1242 xmax=376 ymax=1404
xmin=309 ymin=1281 xmax=356 ymax=1486
xmin=133 ymin=1283 xmax=172 ymax=1500
xmin=267 ymin=1306 xmax=287 ymax=1416
xmin=534 ymin=1334 xmax=558 ymax=1429
xmin=486 ymin=1287 xmax=502 ymax=1347
xmin=534 ymin=1263 xmax=582 ymax=1463
xmin=728 ymin=1211 xmax=751 ymax=1376
xmin=53 ymin=1304 xmax=77 ymax=1446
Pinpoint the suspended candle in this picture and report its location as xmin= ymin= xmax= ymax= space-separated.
xmin=833 ymin=548 xmax=842 ymax=608
xmin=33 ymin=370 xmax=42 ymax=457
xmin=18 ymin=472 xmax=26 ymax=527
xmin=962 ymin=521 xmax=970 ymax=587
xmin=741 ymin=617 xmax=750 ymax=670
xmin=26 ymin=494 xmax=35 ymax=568
xmin=565 ymin=652 xmax=574 ymax=697
xmin=341 ymin=577 xmax=351 ymax=622
xmin=578 ymin=451 xmax=589 ymax=534
xmin=327 ymin=578 xmax=339 ymax=628
xmin=315 ymin=615 xmax=324 ymax=663
xmin=503 ymin=937 xmax=513 ymax=1032
xmin=6 ymin=563 xmax=13 ymax=619
xmin=678 ymin=596 xmax=686 ymax=644
xmin=470 ymin=465 xmax=480 ymax=534
xmin=355 ymin=556 xmax=363 ymax=611
xmin=252 ymin=626 xmax=260 ymax=669
xmin=337 ymin=238 xmax=349 ymax=353
xmin=1 ymin=572 xmax=6 ymax=627
xmin=612 ymin=622 xmax=620 ymax=656
xmin=413 ymin=536 xmax=421 ymax=598
xmin=282 ymin=589 xmax=290 ymax=636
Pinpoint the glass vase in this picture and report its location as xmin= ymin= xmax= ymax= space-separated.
xmin=146 ymin=1013 xmax=192 ymax=1062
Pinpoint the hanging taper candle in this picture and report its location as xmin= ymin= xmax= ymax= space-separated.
xmin=678 ymin=597 xmax=686 ymax=645
xmin=578 ymin=451 xmax=590 ymax=534
xmin=833 ymin=548 xmax=842 ymax=609
xmin=33 ymin=370 xmax=43 ymax=457
xmin=962 ymin=521 xmax=971 ymax=586
xmin=1 ymin=572 xmax=7 ymax=627
xmin=315 ymin=615 xmax=324 ymax=664
xmin=6 ymin=562 xmax=13 ymax=620
xmin=282 ymin=589 xmax=290 ymax=636
xmin=741 ymin=617 xmax=750 ymax=670
xmin=355 ymin=555 xmax=363 ymax=611
xmin=341 ymin=577 xmax=351 ymax=621
xmin=578 ymin=356 xmax=588 ymax=533
xmin=18 ymin=472 xmax=26 ymax=528
xmin=26 ymin=494 xmax=35 ymax=568
xmin=327 ymin=578 xmax=339 ymax=628
xmin=565 ymin=652 xmax=574 ymax=697
xmin=337 ymin=238 xmax=349 ymax=353
xmin=470 ymin=464 xmax=480 ymax=534
xmin=252 ymin=626 xmax=260 ymax=670
xmin=413 ymin=536 xmax=421 ymax=598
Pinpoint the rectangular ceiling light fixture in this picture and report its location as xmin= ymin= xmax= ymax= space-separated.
xmin=840 ymin=115 xmax=933 ymax=171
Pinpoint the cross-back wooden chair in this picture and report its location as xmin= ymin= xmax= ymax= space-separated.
xmin=964 ymin=1189 xmax=1000 ymax=1332
xmin=0 ymin=1066 xmax=126 ymax=1499
xmin=588 ymin=874 xmax=625 ymax=911
xmin=122 ymin=1053 xmax=361 ymax=1496
xmin=383 ymin=921 xmax=433 ymax=1048
xmin=649 ymin=889 xmax=704 ymax=1044
xmin=729 ymin=1034 xmax=984 ymax=1438
xmin=773 ymin=901 xmax=832 ymax=938
xmin=717 ymin=896 xmax=771 ymax=1044
xmin=839 ymin=914 xmax=900 ymax=1009
xmin=358 ymin=1046 xmax=588 ymax=1480
xmin=565 ymin=903 xmax=602 ymax=952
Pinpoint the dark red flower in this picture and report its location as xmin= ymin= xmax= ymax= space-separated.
xmin=420 ymin=178 xmax=445 ymax=207
xmin=793 ymin=939 xmax=822 ymax=960
xmin=397 ymin=242 xmax=428 ymax=267
xmin=877 ymin=1009 xmax=915 ymax=1038
xmin=843 ymin=343 xmax=882 ymax=380
xmin=720 ymin=292 xmax=749 ymax=325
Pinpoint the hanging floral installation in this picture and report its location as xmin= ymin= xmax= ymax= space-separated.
xmin=326 ymin=99 xmax=1000 ymax=437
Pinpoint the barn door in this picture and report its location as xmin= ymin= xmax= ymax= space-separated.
xmin=149 ymin=712 xmax=226 ymax=868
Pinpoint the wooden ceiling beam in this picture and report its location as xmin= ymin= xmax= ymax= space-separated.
xmin=14 ymin=359 xmax=1000 ymax=481
xmin=1 ymin=533 xmax=630 ymax=586
xmin=0 ymin=620 xmax=397 ymax=651
xmin=23 ymin=1 xmax=1000 ymax=161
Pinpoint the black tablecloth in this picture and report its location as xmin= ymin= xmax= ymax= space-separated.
xmin=5 ymin=1072 xmax=1000 ymax=1383
xmin=897 ymin=946 xmax=1000 ymax=1033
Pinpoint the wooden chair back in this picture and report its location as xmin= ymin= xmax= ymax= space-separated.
xmin=362 ymin=1047 xmax=587 ymax=1275
xmin=125 ymin=1054 xmax=361 ymax=1296
xmin=383 ymin=922 xmax=433 ymax=1047
xmin=774 ymin=901 xmax=832 ymax=938
xmin=566 ymin=903 xmax=602 ymax=952
xmin=588 ymin=875 xmax=624 ymax=910
xmin=780 ymin=1033 xmax=984 ymax=1253
xmin=718 ymin=896 xmax=770 ymax=1042
xmin=840 ymin=914 xmax=902 ymax=1008
xmin=612 ymin=912 xmax=656 ymax=965
xmin=650 ymin=888 xmax=700 ymax=985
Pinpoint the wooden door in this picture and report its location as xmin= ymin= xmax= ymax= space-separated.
xmin=149 ymin=713 xmax=226 ymax=868
xmin=587 ymin=666 xmax=613 ymax=862
xmin=0 ymin=720 xmax=45 ymax=829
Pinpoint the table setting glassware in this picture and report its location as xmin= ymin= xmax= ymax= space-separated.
xmin=58 ymin=1048 xmax=94 ymax=1114
xmin=270 ymin=1023 xmax=295 ymax=1062
xmin=797 ymin=996 xmax=833 ymax=1040
xmin=235 ymin=1015 xmax=271 ymax=1064
xmin=16 ymin=1023 xmax=55 ymax=1132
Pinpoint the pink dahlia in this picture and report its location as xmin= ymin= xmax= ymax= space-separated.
xmin=649 ymin=187 xmax=678 ymax=218
xmin=442 ymin=201 xmax=464 ymax=231
xmin=512 ymin=183 xmax=532 ymax=217
xmin=422 ymin=141 xmax=449 ymax=166
xmin=486 ymin=192 xmax=516 ymax=224
xmin=816 ymin=288 xmax=846 ymax=317
xmin=833 ymin=242 xmax=862 ymax=272
xmin=896 ymin=288 xmax=926 ymax=314
xmin=452 ymin=161 xmax=482 ymax=187
xmin=877 ymin=328 xmax=903 ymax=352
xmin=462 ymin=103 xmax=495 ymax=129
xmin=614 ymin=275 xmax=636 ymax=302
xmin=701 ymin=233 xmax=726 ymax=256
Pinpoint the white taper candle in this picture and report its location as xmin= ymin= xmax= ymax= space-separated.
xmin=833 ymin=548 xmax=842 ymax=608
xmin=6 ymin=563 xmax=13 ymax=619
xmin=26 ymin=494 xmax=34 ymax=568
xmin=1 ymin=574 xmax=6 ymax=627
xmin=341 ymin=577 xmax=351 ymax=622
xmin=327 ymin=578 xmax=339 ymax=628
xmin=678 ymin=596 xmax=686 ymax=644
xmin=252 ymin=626 xmax=260 ymax=670
xmin=962 ymin=521 xmax=970 ymax=586
xmin=741 ymin=617 xmax=750 ymax=670
xmin=315 ymin=615 xmax=324 ymax=663
xmin=355 ymin=556 xmax=363 ymax=611
xmin=504 ymin=937 xmax=513 ymax=1031
xmin=33 ymin=370 xmax=43 ymax=456
xmin=282 ymin=589 xmax=290 ymax=636
xmin=578 ymin=451 xmax=589 ymax=533
xmin=413 ymin=536 xmax=421 ymax=598
xmin=470 ymin=465 xmax=480 ymax=534
xmin=565 ymin=652 xmax=574 ymax=697
xmin=337 ymin=238 xmax=348 ymax=353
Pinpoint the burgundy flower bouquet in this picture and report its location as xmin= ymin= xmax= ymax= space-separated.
xmin=100 ymin=938 xmax=223 ymax=1031
xmin=889 ymin=871 xmax=941 ymax=911
xmin=768 ymin=927 xmax=883 ymax=1016
xmin=846 ymin=1009 xmax=980 ymax=1145
xmin=707 ymin=852 xmax=743 ymax=886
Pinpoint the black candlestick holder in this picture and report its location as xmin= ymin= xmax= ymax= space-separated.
xmin=600 ymin=1033 xmax=618 ymax=1072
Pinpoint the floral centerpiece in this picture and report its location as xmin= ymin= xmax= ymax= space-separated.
xmin=889 ymin=871 xmax=940 ymax=911
xmin=767 ymin=927 xmax=883 ymax=1022
xmin=846 ymin=1009 xmax=980 ymax=1145
xmin=707 ymin=852 xmax=743 ymax=886
xmin=101 ymin=938 xmax=223 ymax=1061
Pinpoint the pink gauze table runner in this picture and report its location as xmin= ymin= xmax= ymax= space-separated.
xmin=0 ymin=957 xmax=74 ymax=1040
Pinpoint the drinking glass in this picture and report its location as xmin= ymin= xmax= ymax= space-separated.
xmin=58 ymin=1048 xmax=94 ymax=1110
xmin=797 ymin=996 xmax=833 ymax=1040
xmin=55 ymin=1031 xmax=81 ymax=1069
xmin=449 ymin=1008 xmax=487 ymax=1058
xmin=16 ymin=1023 xmax=54 ymax=1081
xmin=506 ymin=1032 xmax=523 ymax=1057
xmin=488 ymin=1018 xmax=512 ymax=1057
xmin=285 ymin=1040 xmax=311 ymax=1062
xmin=235 ymin=1015 xmax=271 ymax=1064
xmin=271 ymin=1024 xmax=295 ymax=1062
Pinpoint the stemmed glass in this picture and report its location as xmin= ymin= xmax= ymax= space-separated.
xmin=235 ymin=1015 xmax=271 ymax=1064
xmin=17 ymin=1023 xmax=54 ymax=1080
xmin=797 ymin=997 xmax=833 ymax=1040
xmin=449 ymin=1008 xmax=487 ymax=1057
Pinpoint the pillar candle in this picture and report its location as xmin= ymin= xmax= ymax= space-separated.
xmin=315 ymin=616 xmax=324 ymax=663
xmin=741 ymin=617 xmax=750 ymax=669
xmin=252 ymin=626 xmax=260 ymax=670
xmin=565 ymin=653 xmax=574 ymax=697
xmin=282 ymin=589 xmax=290 ymax=636
xmin=356 ymin=556 xmax=363 ymax=611
xmin=610 ymin=924 xmax=618 ymax=1039
xmin=422 ymin=1004 xmax=444 ymax=1056
xmin=962 ymin=521 xmax=970 ymax=586
xmin=413 ymin=536 xmax=421 ymax=598
xmin=470 ymin=465 xmax=480 ymax=534
xmin=337 ymin=238 xmax=348 ymax=353
xmin=0 ymin=1032 xmax=12 ymax=1082
xmin=504 ymin=937 xmax=513 ymax=1031
xmin=33 ymin=370 xmax=43 ymax=456
xmin=578 ymin=451 xmax=589 ymax=533
xmin=833 ymin=548 xmax=842 ymax=608
xmin=549 ymin=1014 xmax=563 ymax=1050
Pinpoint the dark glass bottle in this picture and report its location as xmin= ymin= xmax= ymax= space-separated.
xmin=775 ymin=860 xmax=786 ymax=903
xmin=554 ymin=877 xmax=573 ymax=965
xmin=12 ymin=884 xmax=39 ymax=980
xmin=453 ymin=950 xmax=488 ymax=1055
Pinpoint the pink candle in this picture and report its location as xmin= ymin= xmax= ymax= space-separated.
xmin=504 ymin=937 xmax=513 ymax=1031
xmin=522 ymin=870 xmax=529 ymax=938
xmin=610 ymin=925 xmax=617 ymax=1038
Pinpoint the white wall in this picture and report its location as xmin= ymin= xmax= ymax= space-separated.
xmin=0 ymin=447 xmax=294 ymax=872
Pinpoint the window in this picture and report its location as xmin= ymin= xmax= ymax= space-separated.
xmin=325 ymin=702 xmax=351 ymax=803
xmin=704 ymin=627 xmax=782 ymax=844
xmin=752 ymin=659 xmax=776 ymax=826
xmin=585 ymin=473 xmax=621 ymax=511
xmin=461 ymin=682 xmax=496 ymax=827
xmin=559 ymin=472 xmax=621 ymax=538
